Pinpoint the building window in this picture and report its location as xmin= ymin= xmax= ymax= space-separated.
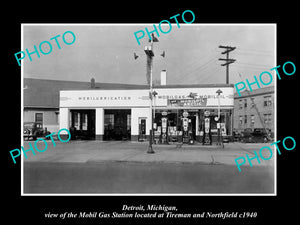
xmin=35 ymin=113 xmax=43 ymax=124
xmin=104 ymin=114 xmax=114 ymax=129
xmin=239 ymin=115 xmax=243 ymax=128
xmin=127 ymin=114 xmax=131 ymax=130
xmin=244 ymin=115 xmax=247 ymax=124
xmin=250 ymin=115 xmax=255 ymax=128
xmin=244 ymin=99 xmax=247 ymax=108
xmin=239 ymin=100 xmax=243 ymax=109
xmin=264 ymin=96 xmax=272 ymax=107
xmin=82 ymin=114 xmax=88 ymax=130
xmin=264 ymin=113 xmax=272 ymax=124
xmin=73 ymin=112 xmax=80 ymax=130
xmin=250 ymin=98 xmax=255 ymax=108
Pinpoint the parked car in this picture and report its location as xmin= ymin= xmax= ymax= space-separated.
xmin=23 ymin=122 xmax=50 ymax=140
xmin=240 ymin=128 xmax=253 ymax=143
xmin=222 ymin=135 xmax=230 ymax=143
xmin=252 ymin=128 xmax=273 ymax=143
xmin=233 ymin=131 xmax=241 ymax=142
xmin=241 ymin=128 xmax=272 ymax=143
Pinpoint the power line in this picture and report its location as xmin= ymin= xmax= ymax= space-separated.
xmin=199 ymin=67 xmax=223 ymax=84
xmin=172 ymin=49 xmax=219 ymax=77
xmin=184 ymin=59 xmax=220 ymax=82
xmin=237 ymin=47 xmax=274 ymax=54
xmin=170 ymin=49 xmax=219 ymax=80
xmin=171 ymin=57 xmax=218 ymax=84
xmin=236 ymin=50 xmax=273 ymax=57
xmin=184 ymin=58 xmax=217 ymax=77
xmin=234 ymin=62 xmax=274 ymax=70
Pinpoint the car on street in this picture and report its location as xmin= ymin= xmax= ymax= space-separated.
xmin=222 ymin=135 xmax=230 ymax=143
xmin=23 ymin=122 xmax=50 ymax=140
xmin=233 ymin=131 xmax=241 ymax=142
xmin=241 ymin=128 xmax=272 ymax=143
xmin=252 ymin=128 xmax=273 ymax=143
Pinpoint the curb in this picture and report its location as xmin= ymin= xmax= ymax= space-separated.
xmin=86 ymin=159 xmax=217 ymax=165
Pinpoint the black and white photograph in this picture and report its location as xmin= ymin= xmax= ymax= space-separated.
xmin=21 ymin=24 xmax=276 ymax=195
xmin=5 ymin=4 xmax=298 ymax=225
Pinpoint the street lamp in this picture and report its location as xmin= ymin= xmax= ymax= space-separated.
xmin=216 ymin=89 xmax=223 ymax=146
xmin=136 ymin=33 xmax=164 ymax=153
xmin=144 ymin=38 xmax=156 ymax=154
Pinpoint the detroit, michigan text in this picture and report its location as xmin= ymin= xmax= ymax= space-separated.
xmin=122 ymin=204 xmax=176 ymax=212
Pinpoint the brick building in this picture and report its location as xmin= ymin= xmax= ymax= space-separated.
xmin=233 ymin=86 xmax=275 ymax=135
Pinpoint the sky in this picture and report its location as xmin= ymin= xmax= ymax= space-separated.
xmin=23 ymin=24 xmax=275 ymax=87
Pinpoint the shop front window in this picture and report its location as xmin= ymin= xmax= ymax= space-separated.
xmin=153 ymin=108 xmax=233 ymax=143
xmin=208 ymin=109 xmax=232 ymax=136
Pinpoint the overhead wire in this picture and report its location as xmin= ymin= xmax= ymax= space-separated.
xmin=171 ymin=58 xmax=218 ymax=84
xmin=187 ymin=59 xmax=221 ymax=83
xmin=170 ymin=53 xmax=220 ymax=84
xmin=169 ymin=47 xmax=220 ymax=82
xmin=237 ymin=47 xmax=274 ymax=54
xmin=234 ymin=62 xmax=274 ymax=70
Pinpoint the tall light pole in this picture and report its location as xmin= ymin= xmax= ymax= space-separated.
xmin=135 ymin=33 xmax=163 ymax=153
xmin=144 ymin=35 xmax=157 ymax=153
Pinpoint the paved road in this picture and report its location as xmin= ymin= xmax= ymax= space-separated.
xmin=22 ymin=140 xmax=274 ymax=166
xmin=22 ymin=141 xmax=275 ymax=194
xmin=24 ymin=161 xmax=273 ymax=194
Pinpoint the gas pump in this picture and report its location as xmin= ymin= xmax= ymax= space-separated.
xmin=161 ymin=116 xmax=168 ymax=144
xmin=202 ymin=110 xmax=212 ymax=145
xmin=182 ymin=118 xmax=189 ymax=143
xmin=182 ymin=110 xmax=190 ymax=144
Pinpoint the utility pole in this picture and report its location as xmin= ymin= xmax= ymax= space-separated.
xmin=135 ymin=33 xmax=164 ymax=153
xmin=218 ymin=45 xmax=236 ymax=84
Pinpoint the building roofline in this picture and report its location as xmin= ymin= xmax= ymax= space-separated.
xmin=234 ymin=91 xmax=274 ymax=99
xmin=60 ymin=83 xmax=235 ymax=91
xmin=234 ymin=86 xmax=275 ymax=99
xmin=24 ymin=106 xmax=59 ymax=109
xmin=154 ymin=83 xmax=234 ymax=89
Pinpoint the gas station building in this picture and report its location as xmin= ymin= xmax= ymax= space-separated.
xmin=59 ymin=84 xmax=234 ymax=143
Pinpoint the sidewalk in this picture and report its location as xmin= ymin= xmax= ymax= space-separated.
xmin=22 ymin=140 xmax=274 ymax=167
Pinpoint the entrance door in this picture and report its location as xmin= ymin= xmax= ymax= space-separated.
xmin=138 ymin=118 xmax=147 ymax=141
xmin=190 ymin=115 xmax=196 ymax=141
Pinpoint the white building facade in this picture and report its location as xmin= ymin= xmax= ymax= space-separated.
xmin=59 ymin=84 xmax=234 ymax=143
